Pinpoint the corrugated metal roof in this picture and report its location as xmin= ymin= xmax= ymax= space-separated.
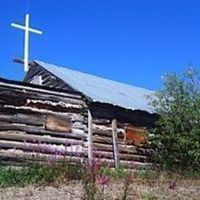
xmin=35 ymin=60 xmax=154 ymax=113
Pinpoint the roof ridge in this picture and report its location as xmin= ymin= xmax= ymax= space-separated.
xmin=35 ymin=60 xmax=153 ymax=93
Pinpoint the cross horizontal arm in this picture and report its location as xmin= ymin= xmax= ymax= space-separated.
xmin=11 ymin=23 xmax=42 ymax=35
xmin=28 ymin=27 xmax=43 ymax=35
xmin=11 ymin=23 xmax=25 ymax=31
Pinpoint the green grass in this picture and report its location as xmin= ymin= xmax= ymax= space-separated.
xmin=100 ymin=165 xmax=127 ymax=179
xmin=0 ymin=162 xmax=82 ymax=188
xmin=0 ymin=162 xmax=130 ymax=188
xmin=141 ymin=192 xmax=158 ymax=200
xmin=0 ymin=161 xmax=199 ymax=188
xmin=134 ymin=169 xmax=158 ymax=180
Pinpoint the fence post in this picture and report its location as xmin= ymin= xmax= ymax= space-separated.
xmin=112 ymin=119 xmax=119 ymax=168
xmin=88 ymin=110 xmax=93 ymax=164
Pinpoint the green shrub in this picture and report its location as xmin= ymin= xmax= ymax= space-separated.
xmin=148 ymin=68 xmax=200 ymax=172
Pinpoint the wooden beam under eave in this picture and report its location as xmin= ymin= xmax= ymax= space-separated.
xmin=88 ymin=110 xmax=93 ymax=164
xmin=112 ymin=119 xmax=120 ymax=168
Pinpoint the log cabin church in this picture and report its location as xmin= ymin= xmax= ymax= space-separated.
xmin=0 ymin=60 xmax=158 ymax=169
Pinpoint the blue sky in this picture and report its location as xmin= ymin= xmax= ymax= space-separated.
xmin=0 ymin=0 xmax=199 ymax=90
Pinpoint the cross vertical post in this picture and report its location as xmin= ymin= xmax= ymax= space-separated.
xmin=24 ymin=14 xmax=30 ymax=72
xmin=11 ymin=14 xmax=43 ymax=72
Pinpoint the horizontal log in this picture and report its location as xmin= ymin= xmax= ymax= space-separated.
xmin=93 ymin=143 xmax=136 ymax=154
xmin=0 ymin=105 xmax=86 ymax=117
xmin=93 ymin=150 xmax=148 ymax=162
xmin=0 ymin=122 xmax=87 ymax=139
xmin=25 ymin=99 xmax=83 ymax=109
xmin=119 ymin=153 xmax=149 ymax=162
xmin=0 ymin=87 xmax=85 ymax=108
xmin=72 ymin=122 xmax=88 ymax=131
xmin=0 ymin=149 xmax=152 ymax=169
xmin=0 ymin=113 xmax=87 ymax=131
xmin=93 ymin=135 xmax=131 ymax=146
xmin=0 ymin=149 xmax=83 ymax=163
xmin=92 ymin=119 xmax=111 ymax=125
xmin=93 ymin=126 xmax=149 ymax=147
xmin=0 ymin=131 xmax=150 ymax=162
xmin=0 ymin=113 xmax=44 ymax=126
xmin=105 ymin=159 xmax=152 ymax=169
xmin=41 ymin=75 xmax=57 ymax=85
xmin=0 ymin=84 xmax=83 ymax=100
xmin=93 ymin=128 xmax=124 ymax=139
xmin=93 ymin=143 xmax=153 ymax=156
xmin=3 ymin=104 xmax=85 ymax=115
xmin=93 ymin=134 xmax=150 ymax=148
xmin=0 ymin=131 xmax=85 ymax=146
xmin=0 ymin=108 xmax=86 ymax=123
xmin=0 ymin=140 xmax=87 ymax=156
xmin=0 ymin=95 xmax=86 ymax=109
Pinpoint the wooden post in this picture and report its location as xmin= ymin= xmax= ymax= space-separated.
xmin=88 ymin=110 xmax=93 ymax=164
xmin=112 ymin=119 xmax=119 ymax=168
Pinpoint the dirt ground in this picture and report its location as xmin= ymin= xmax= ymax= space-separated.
xmin=0 ymin=179 xmax=199 ymax=200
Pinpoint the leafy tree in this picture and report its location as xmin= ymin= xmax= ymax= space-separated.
xmin=148 ymin=68 xmax=200 ymax=172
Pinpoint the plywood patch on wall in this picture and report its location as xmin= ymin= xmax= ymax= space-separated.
xmin=124 ymin=126 xmax=146 ymax=146
xmin=45 ymin=115 xmax=71 ymax=132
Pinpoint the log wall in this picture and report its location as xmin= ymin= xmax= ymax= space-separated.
xmin=92 ymin=118 xmax=153 ymax=169
xmin=0 ymin=79 xmax=153 ymax=169
xmin=0 ymin=80 xmax=89 ymax=166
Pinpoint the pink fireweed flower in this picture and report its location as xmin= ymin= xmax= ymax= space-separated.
xmin=128 ymin=161 xmax=135 ymax=169
xmin=97 ymin=175 xmax=109 ymax=186
xmin=92 ymin=159 xmax=102 ymax=171
xmin=169 ymin=180 xmax=177 ymax=190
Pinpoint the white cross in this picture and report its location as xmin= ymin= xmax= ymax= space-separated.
xmin=11 ymin=14 xmax=43 ymax=72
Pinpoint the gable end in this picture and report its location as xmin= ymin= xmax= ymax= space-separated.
xmin=24 ymin=62 xmax=77 ymax=93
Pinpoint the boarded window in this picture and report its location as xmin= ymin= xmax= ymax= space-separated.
xmin=45 ymin=115 xmax=71 ymax=132
xmin=124 ymin=126 xmax=146 ymax=146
